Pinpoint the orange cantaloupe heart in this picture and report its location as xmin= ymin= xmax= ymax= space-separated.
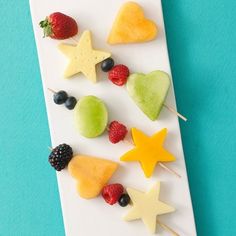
xmin=108 ymin=2 xmax=158 ymax=44
xmin=68 ymin=155 xmax=118 ymax=199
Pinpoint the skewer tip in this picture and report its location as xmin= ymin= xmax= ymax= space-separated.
xmin=163 ymin=104 xmax=187 ymax=122
xmin=47 ymin=88 xmax=57 ymax=94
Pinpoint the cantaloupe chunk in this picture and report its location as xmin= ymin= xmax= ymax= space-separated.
xmin=74 ymin=96 xmax=108 ymax=138
xmin=108 ymin=2 xmax=158 ymax=44
xmin=68 ymin=155 xmax=118 ymax=199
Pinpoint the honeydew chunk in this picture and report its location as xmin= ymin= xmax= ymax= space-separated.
xmin=74 ymin=96 xmax=108 ymax=138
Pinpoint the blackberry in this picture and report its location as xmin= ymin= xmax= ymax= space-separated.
xmin=49 ymin=144 xmax=73 ymax=171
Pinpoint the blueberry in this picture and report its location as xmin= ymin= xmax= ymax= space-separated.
xmin=101 ymin=58 xmax=114 ymax=72
xmin=65 ymin=96 xmax=77 ymax=110
xmin=118 ymin=193 xmax=130 ymax=207
xmin=53 ymin=91 xmax=68 ymax=105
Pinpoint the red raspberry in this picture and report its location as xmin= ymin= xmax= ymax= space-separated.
xmin=102 ymin=183 xmax=124 ymax=205
xmin=108 ymin=64 xmax=130 ymax=86
xmin=108 ymin=121 xmax=128 ymax=144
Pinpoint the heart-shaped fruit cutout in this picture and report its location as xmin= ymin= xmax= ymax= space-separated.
xmin=107 ymin=2 xmax=158 ymax=44
xmin=68 ymin=155 xmax=118 ymax=199
xmin=126 ymin=70 xmax=170 ymax=121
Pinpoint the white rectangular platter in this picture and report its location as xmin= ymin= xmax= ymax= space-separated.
xmin=30 ymin=0 xmax=197 ymax=235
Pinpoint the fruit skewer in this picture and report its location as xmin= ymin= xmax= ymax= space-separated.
xmin=48 ymin=88 xmax=180 ymax=179
xmin=48 ymin=144 xmax=180 ymax=235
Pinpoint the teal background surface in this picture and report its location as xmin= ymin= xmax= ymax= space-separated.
xmin=0 ymin=0 xmax=235 ymax=235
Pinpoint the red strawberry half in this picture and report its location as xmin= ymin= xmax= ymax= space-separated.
xmin=102 ymin=183 xmax=124 ymax=205
xmin=40 ymin=12 xmax=78 ymax=40
xmin=108 ymin=121 xmax=128 ymax=144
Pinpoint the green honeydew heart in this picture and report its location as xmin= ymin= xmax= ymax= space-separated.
xmin=126 ymin=70 xmax=171 ymax=121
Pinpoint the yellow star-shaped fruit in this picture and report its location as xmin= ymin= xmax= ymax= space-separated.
xmin=120 ymin=128 xmax=175 ymax=178
xmin=124 ymin=182 xmax=175 ymax=233
xmin=58 ymin=30 xmax=111 ymax=83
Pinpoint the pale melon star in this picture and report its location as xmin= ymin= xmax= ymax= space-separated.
xmin=58 ymin=30 xmax=111 ymax=83
xmin=124 ymin=182 xmax=175 ymax=234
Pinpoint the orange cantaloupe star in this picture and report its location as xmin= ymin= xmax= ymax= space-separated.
xmin=120 ymin=128 xmax=175 ymax=178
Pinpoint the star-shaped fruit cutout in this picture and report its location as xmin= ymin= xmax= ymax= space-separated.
xmin=124 ymin=182 xmax=175 ymax=233
xmin=120 ymin=128 xmax=175 ymax=178
xmin=58 ymin=30 xmax=111 ymax=83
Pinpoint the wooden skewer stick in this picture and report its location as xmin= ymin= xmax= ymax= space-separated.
xmin=157 ymin=219 xmax=180 ymax=236
xmin=159 ymin=163 xmax=181 ymax=178
xmin=157 ymin=162 xmax=181 ymax=178
xmin=123 ymin=139 xmax=135 ymax=146
xmin=71 ymin=37 xmax=78 ymax=44
xmin=163 ymin=104 xmax=187 ymax=122
xmin=47 ymin=88 xmax=57 ymax=94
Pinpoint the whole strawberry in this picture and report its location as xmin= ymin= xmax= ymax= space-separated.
xmin=108 ymin=64 xmax=130 ymax=86
xmin=40 ymin=12 xmax=78 ymax=39
xmin=108 ymin=121 xmax=128 ymax=144
xmin=102 ymin=183 xmax=124 ymax=205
